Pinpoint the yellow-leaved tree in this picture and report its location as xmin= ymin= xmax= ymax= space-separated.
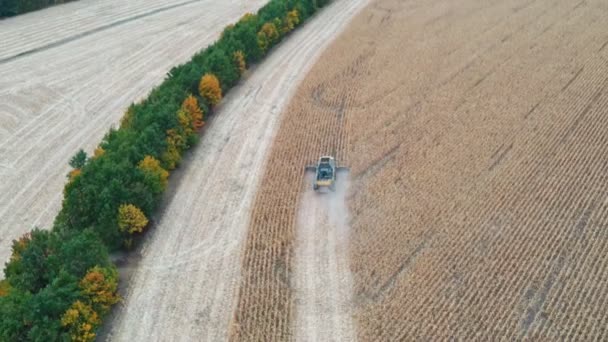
xmin=257 ymin=22 xmax=279 ymax=52
xmin=240 ymin=12 xmax=257 ymax=24
xmin=138 ymin=155 xmax=169 ymax=191
xmin=117 ymin=204 xmax=148 ymax=234
xmin=60 ymin=300 xmax=100 ymax=342
xmin=199 ymin=74 xmax=222 ymax=106
xmin=93 ymin=147 xmax=105 ymax=159
xmin=162 ymin=129 xmax=185 ymax=171
xmin=221 ymin=24 xmax=234 ymax=39
xmin=233 ymin=50 xmax=246 ymax=76
xmin=80 ymin=266 xmax=120 ymax=315
xmin=181 ymin=95 xmax=204 ymax=130
xmin=283 ymin=9 xmax=300 ymax=33
xmin=119 ymin=105 xmax=135 ymax=129
xmin=177 ymin=109 xmax=193 ymax=138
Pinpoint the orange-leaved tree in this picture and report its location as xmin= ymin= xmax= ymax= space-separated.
xmin=80 ymin=266 xmax=120 ymax=315
xmin=117 ymin=204 xmax=148 ymax=234
xmin=60 ymin=300 xmax=100 ymax=342
xmin=9 ymin=233 xmax=31 ymax=262
xmin=0 ymin=280 xmax=10 ymax=297
xmin=138 ymin=155 xmax=169 ymax=191
xmin=233 ymin=50 xmax=247 ymax=76
xmin=199 ymin=74 xmax=222 ymax=106
xmin=181 ymin=95 xmax=204 ymax=130
xmin=68 ymin=169 xmax=82 ymax=182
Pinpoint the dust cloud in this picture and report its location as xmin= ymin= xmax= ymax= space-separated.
xmin=294 ymin=170 xmax=355 ymax=341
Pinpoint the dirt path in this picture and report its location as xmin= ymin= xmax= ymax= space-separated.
xmin=0 ymin=0 xmax=266 ymax=266
xmin=294 ymin=173 xmax=355 ymax=342
xmin=104 ymin=1 xmax=369 ymax=340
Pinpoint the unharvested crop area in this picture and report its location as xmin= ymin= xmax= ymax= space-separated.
xmin=235 ymin=0 xmax=608 ymax=339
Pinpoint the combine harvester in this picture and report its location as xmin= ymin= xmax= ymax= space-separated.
xmin=305 ymin=156 xmax=349 ymax=192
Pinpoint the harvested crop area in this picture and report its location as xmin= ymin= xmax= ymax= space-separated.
xmin=294 ymin=171 xmax=355 ymax=341
xmin=0 ymin=0 xmax=266 ymax=266
xmin=235 ymin=0 xmax=608 ymax=339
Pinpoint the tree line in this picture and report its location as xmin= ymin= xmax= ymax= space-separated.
xmin=1 ymin=0 xmax=77 ymax=18
xmin=0 ymin=0 xmax=329 ymax=340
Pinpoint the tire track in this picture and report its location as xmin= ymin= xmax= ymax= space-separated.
xmin=294 ymin=175 xmax=355 ymax=342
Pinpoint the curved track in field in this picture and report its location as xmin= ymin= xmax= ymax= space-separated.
xmin=104 ymin=1 xmax=370 ymax=340
xmin=0 ymin=0 xmax=267 ymax=266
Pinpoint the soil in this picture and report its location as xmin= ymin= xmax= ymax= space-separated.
xmin=294 ymin=172 xmax=355 ymax=342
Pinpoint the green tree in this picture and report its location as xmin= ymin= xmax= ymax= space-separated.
xmin=4 ymin=229 xmax=53 ymax=293
xmin=204 ymin=47 xmax=240 ymax=90
xmin=0 ymin=290 xmax=31 ymax=341
xmin=49 ymin=230 xmax=110 ymax=279
xmin=69 ymin=150 xmax=88 ymax=169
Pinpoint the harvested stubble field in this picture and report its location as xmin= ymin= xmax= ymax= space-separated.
xmin=234 ymin=0 xmax=608 ymax=339
xmin=0 ymin=0 xmax=266 ymax=267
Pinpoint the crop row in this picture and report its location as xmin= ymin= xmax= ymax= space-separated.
xmin=343 ymin=0 xmax=608 ymax=339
